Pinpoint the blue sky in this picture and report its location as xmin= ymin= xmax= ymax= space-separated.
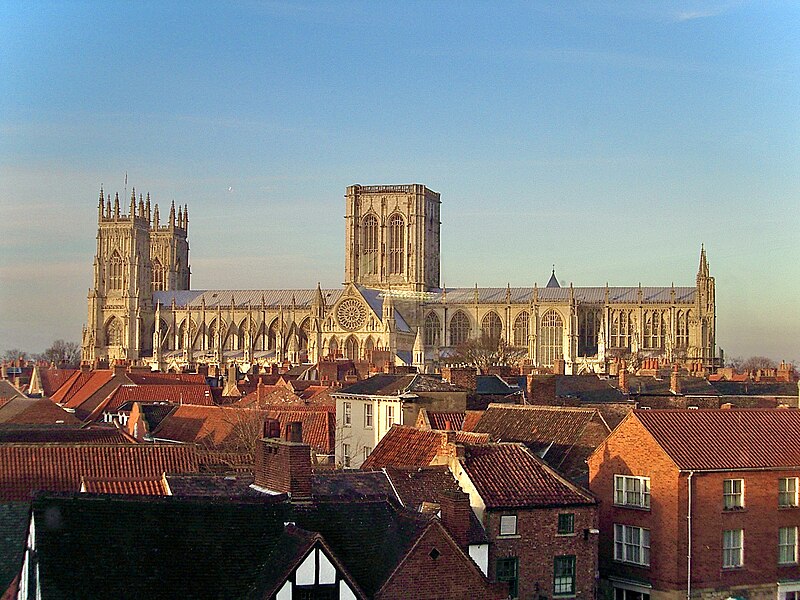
xmin=1 ymin=1 xmax=798 ymax=362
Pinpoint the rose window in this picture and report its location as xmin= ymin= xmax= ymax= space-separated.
xmin=336 ymin=298 xmax=367 ymax=331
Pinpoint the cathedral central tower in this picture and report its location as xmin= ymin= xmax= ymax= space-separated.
xmin=344 ymin=184 xmax=440 ymax=292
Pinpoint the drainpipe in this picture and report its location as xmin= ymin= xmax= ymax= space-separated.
xmin=687 ymin=470 xmax=695 ymax=600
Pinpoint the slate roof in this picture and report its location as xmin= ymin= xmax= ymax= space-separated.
xmin=0 ymin=444 xmax=199 ymax=500
xmin=0 ymin=397 xmax=81 ymax=425
xmin=632 ymin=408 xmax=800 ymax=470
xmin=709 ymin=380 xmax=799 ymax=396
xmin=154 ymin=288 xmax=344 ymax=309
xmin=424 ymin=285 xmax=696 ymax=305
xmin=361 ymin=426 xmax=489 ymax=470
xmin=0 ymin=502 xmax=29 ymax=598
xmin=476 ymin=375 xmax=521 ymax=396
xmin=81 ymin=476 xmax=169 ymax=495
xmin=621 ymin=375 xmax=719 ymax=396
xmin=165 ymin=473 xmax=258 ymax=497
xmin=549 ymin=375 xmax=628 ymax=404
xmin=338 ymin=373 xmax=467 ymax=397
xmin=461 ymin=443 xmax=596 ymax=509
xmin=312 ymin=470 xmax=395 ymax=501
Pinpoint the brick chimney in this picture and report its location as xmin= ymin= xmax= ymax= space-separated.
xmin=670 ymin=365 xmax=681 ymax=395
xmin=553 ymin=359 xmax=566 ymax=375
xmin=439 ymin=489 xmax=472 ymax=550
xmin=441 ymin=367 xmax=477 ymax=391
xmin=619 ymin=360 xmax=629 ymax=394
xmin=254 ymin=421 xmax=312 ymax=500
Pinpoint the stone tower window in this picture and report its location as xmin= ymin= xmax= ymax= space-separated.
xmin=361 ymin=214 xmax=379 ymax=276
xmin=481 ymin=311 xmax=502 ymax=340
xmin=151 ymin=258 xmax=165 ymax=292
xmin=513 ymin=312 xmax=529 ymax=347
xmin=105 ymin=318 xmax=123 ymax=346
xmin=540 ymin=310 xmax=564 ymax=367
xmin=424 ymin=312 xmax=441 ymax=347
xmin=449 ymin=311 xmax=471 ymax=346
xmin=388 ymin=213 xmax=405 ymax=275
xmin=109 ymin=251 xmax=123 ymax=291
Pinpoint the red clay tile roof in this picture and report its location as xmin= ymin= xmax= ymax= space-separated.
xmin=0 ymin=397 xmax=81 ymax=425
xmin=263 ymin=409 xmax=336 ymax=455
xmin=427 ymin=411 xmax=466 ymax=431
xmin=633 ymin=408 xmax=800 ymax=470
xmin=454 ymin=431 xmax=490 ymax=444
xmin=462 ymin=410 xmax=484 ymax=432
xmin=461 ymin=443 xmax=595 ymax=508
xmin=103 ymin=384 xmax=214 ymax=412
xmin=0 ymin=426 xmax=134 ymax=444
xmin=81 ymin=476 xmax=169 ymax=495
xmin=0 ymin=444 xmax=199 ymax=500
xmin=51 ymin=370 xmax=114 ymax=407
xmin=37 ymin=368 xmax=78 ymax=397
xmin=361 ymin=427 xmax=444 ymax=469
xmin=126 ymin=372 xmax=207 ymax=385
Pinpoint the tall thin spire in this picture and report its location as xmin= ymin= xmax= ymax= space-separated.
xmin=113 ymin=192 xmax=120 ymax=219
xmin=169 ymin=200 xmax=176 ymax=228
xmin=698 ymin=244 xmax=709 ymax=279
xmin=98 ymin=186 xmax=105 ymax=221
xmin=153 ymin=204 xmax=160 ymax=228
xmin=130 ymin=188 xmax=136 ymax=218
xmin=145 ymin=193 xmax=151 ymax=224
xmin=183 ymin=204 xmax=189 ymax=231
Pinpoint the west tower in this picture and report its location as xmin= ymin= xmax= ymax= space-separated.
xmin=344 ymin=184 xmax=440 ymax=292
xmin=82 ymin=186 xmax=190 ymax=363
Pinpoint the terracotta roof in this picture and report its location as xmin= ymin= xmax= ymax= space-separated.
xmin=427 ymin=411 xmax=465 ymax=431
xmin=102 ymin=384 xmax=214 ymax=412
xmin=0 ymin=426 xmax=134 ymax=444
xmin=471 ymin=404 xmax=610 ymax=470
xmin=462 ymin=410 xmax=484 ymax=432
xmin=125 ymin=372 xmax=207 ymax=385
xmin=461 ymin=443 xmax=595 ymax=508
xmin=51 ymin=370 xmax=114 ymax=407
xmin=0 ymin=444 xmax=199 ymax=500
xmin=361 ymin=427 xmax=444 ymax=469
xmin=263 ymin=409 xmax=336 ymax=455
xmin=81 ymin=476 xmax=169 ymax=495
xmin=37 ymin=368 xmax=78 ymax=397
xmin=0 ymin=397 xmax=81 ymax=425
xmin=633 ymin=408 xmax=800 ymax=470
xmin=362 ymin=426 xmax=489 ymax=470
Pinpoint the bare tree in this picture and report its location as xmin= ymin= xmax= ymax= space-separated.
xmin=2 ymin=349 xmax=28 ymax=362
xmin=741 ymin=356 xmax=778 ymax=371
xmin=35 ymin=340 xmax=81 ymax=368
xmin=444 ymin=333 xmax=528 ymax=373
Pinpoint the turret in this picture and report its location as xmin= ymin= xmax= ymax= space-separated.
xmin=153 ymin=204 xmax=160 ymax=228
xmin=169 ymin=200 xmax=176 ymax=228
xmin=98 ymin=186 xmax=105 ymax=221
xmin=113 ymin=192 xmax=120 ymax=219
xmin=145 ymin=193 xmax=151 ymax=224
xmin=130 ymin=189 xmax=136 ymax=218
xmin=183 ymin=204 xmax=189 ymax=231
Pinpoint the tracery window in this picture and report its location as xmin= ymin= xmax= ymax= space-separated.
xmin=105 ymin=318 xmax=123 ymax=346
xmin=109 ymin=251 xmax=123 ymax=291
xmin=388 ymin=213 xmax=405 ymax=275
xmin=363 ymin=336 xmax=374 ymax=361
xmin=481 ymin=311 xmax=502 ymax=340
xmin=299 ymin=319 xmax=310 ymax=351
xmin=579 ymin=309 xmax=601 ymax=355
xmin=237 ymin=322 xmax=246 ymax=350
xmin=362 ymin=214 xmax=379 ymax=276
xmin=207 ymin=321 xmax=218 ymax=349
xmin=676 ymin=310 xmax=689 ymax=347
xmin=345 ymin=336 xmax=359 ymax=361
xmin=327 ymin=337 xmax=338 ymax=358
xmin=151 ymin=258 xmax=165 ymax=291
xmin=513 ymin=311 xmax=529 ymax=347
xmin=540 ymin=310 xmax=563 ymax=367
xmin=610 ymin=310 xmax=631 ymax=348
xmin=449 ymin=311 xmax=471 ymax=346
xmin=643 ymin=311 xmax=666 ymax=349
xmin=424 ymin=312 xmax=441 ymax=347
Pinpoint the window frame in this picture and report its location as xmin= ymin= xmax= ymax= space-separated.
xmin=342 ymin=443 xmax=351 ymax=468
xmin=343 ymin=402 xmax=352 ymax=427
xmin=386 ymin=404 xmax=395 ymax=429
xmin=614 ymin=524 xmax=650 ymax=566
xmin=780 ymin=477 xmax=799 ymax=508
xmin=723 ymin=479 xmax=745 ymax=510
xmin=722 ymin=528 xmax=744 ymax=568
xmin=557 ymin=513 xmax=575 ymax=535
xmin=364 ymin=403 xmax=373 ymax=429
xmin=499 ymin=514 xmax=517 ymax=537
xmin=780 ymin=526 xmax=798 ymax=565
xmin=553 ymin=555 xmax=576 ymax=596
xmin=496 ymin=557 xmax=518 ymax=598
xmin=614 ymin=475 xmax=651 ymax=509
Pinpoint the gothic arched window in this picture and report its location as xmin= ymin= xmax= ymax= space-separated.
xmin=109 ymin=251 xmax=123 ymax=291
xmin=578 ymin=309 xmax=601 ymax=355
xmin=513 ymin=311 xmax=529 ymax=347
xmin=610 ymin=310 xmax=631 ymax=348
xmin=299 ymin=319 xmax=310 ymax=351
xmin=327 ymin=336 xmax=338 ymax=358
xmin=105 ymin=318 xmax=123 ymax=347
xmin=151 ymin=258 xmax=165 ymax=292
xmin=345 ymin=336 xmax=359 ymax=361
xmin=449 ymin=311 xmax=471 ymax=346
xmin=481 ymin=311 xmax=502 ymax=340
xmin=676 ymin=310 xmax=690 ymax=347
xmin=363 ymin=336 xmax=374 ymax=361
xmin=388 ymin=213 xmax=405 ymax=275
xmin=540 ymin=310 xmax=564 ymax=367
xmin=362 ymin=214 xmax=379 ymax=276
xmin=424 ymin=312 xmax=441 ymax=347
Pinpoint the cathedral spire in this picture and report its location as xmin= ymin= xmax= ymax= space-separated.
xmin=183 ymin=204 xmax=189 ymax=231
xmin=130 ymin=188 xmax=136 ymax=218
xmin=98 ymin=186 xmax=105 ymax=221
xmin=113 ymin=192 xmax=120 ymax=219
xmin=169 ymin=200 xmax=176 ymax=228
xmin=138 ymin=194 xmax=145 ymax=219
xmin=145 ymin=193 xmax=151 ymax=224
xmin=698 ymin=244 xmax=709 ymax=279
xmin=177 ymin=205 xmax=183 ymax=229
xmin=153 ymin=203 xmax=160 ymax=228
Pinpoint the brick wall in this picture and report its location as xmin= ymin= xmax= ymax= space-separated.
xmin=487 ymin=504 xmax=598 ymax=600
xmin=377 ymin=523 xmax=506 ymax=600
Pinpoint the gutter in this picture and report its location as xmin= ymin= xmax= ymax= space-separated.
xmin=687 ymin=470 xmax=694 ymax=600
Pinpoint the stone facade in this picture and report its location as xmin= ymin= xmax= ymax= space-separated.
xmin=82 ymin=183 xmax=717 ymax=373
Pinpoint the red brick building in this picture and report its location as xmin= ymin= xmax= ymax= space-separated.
xmin=588 ymin=408 xmax=800 ymax=600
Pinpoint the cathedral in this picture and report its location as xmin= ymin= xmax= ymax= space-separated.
xmin=82 ymin=184 xmax=717 ymax=374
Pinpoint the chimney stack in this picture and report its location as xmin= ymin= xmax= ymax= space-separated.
xmin=254 ymin=420 xmax=312 ymax=500
xmin=439 ymin=489 xmax=472 ymax=550
xmin=619 ymin=360 xmax=629 ymax=394
xmin=670 ymin=364 xmax=681 ymax=395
